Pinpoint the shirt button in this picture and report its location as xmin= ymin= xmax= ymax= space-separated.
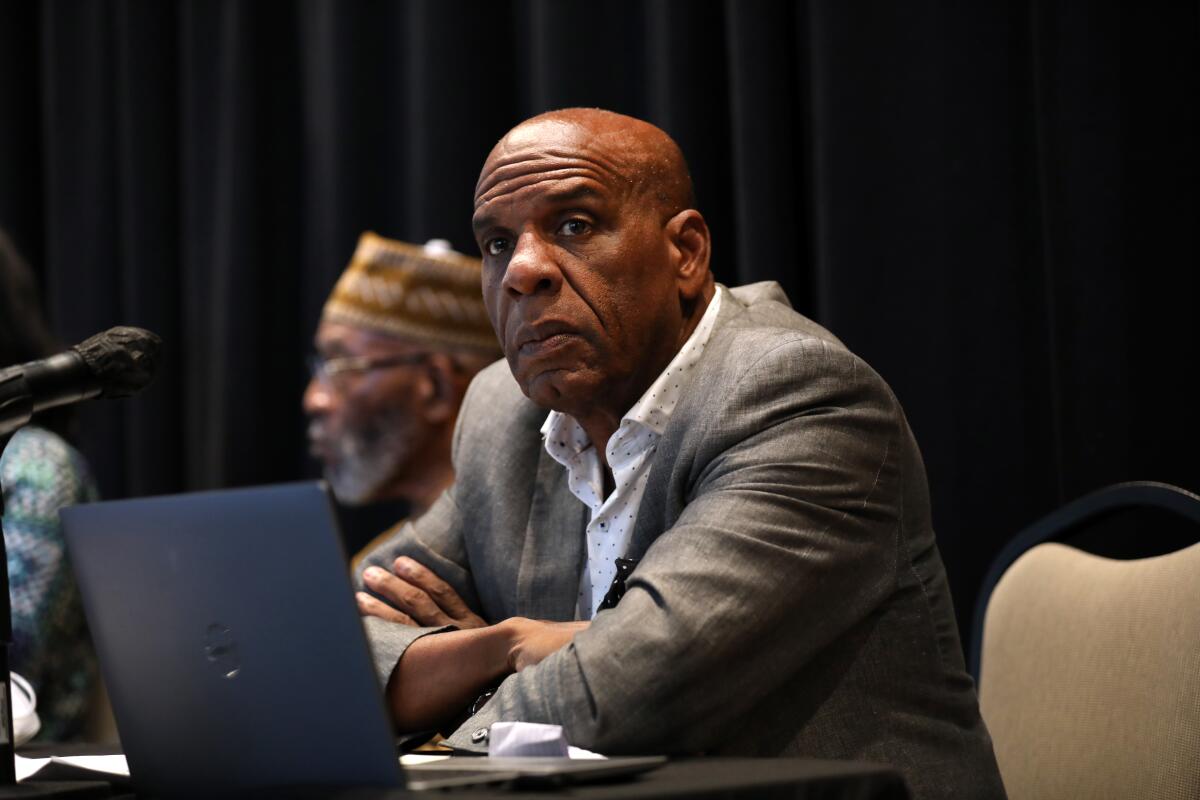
xmin=471 ymin=727 xmax=489 ymax=744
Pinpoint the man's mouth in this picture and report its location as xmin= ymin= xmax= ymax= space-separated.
xmin=513 ymin=321 xmax=581 ymax=358
xmin=519 ymin=332 xmax=580 ymax=358
xmin=306 ymin=425 xmax=333 ymax=461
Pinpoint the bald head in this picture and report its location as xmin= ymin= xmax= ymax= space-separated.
xmin=476 ymin=108 xmax=695 ymax=220
xmin=471 ymin=107 xmax=713 ymax=435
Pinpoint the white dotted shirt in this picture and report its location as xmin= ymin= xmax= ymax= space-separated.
xmin=540 ymin=290 xmax=723 ymax=619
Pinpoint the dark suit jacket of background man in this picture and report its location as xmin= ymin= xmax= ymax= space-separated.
xmin=358 ymin=282 xmax=1007 ymax=800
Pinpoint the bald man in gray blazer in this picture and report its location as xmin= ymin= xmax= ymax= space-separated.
xmin=355 ymin=109 xmax=1006 ymax=800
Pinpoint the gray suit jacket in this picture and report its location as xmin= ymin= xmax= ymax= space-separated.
xmin=359 ymin=283 xmax=1006 ymax=800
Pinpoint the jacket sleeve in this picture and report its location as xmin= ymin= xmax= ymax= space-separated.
xmin=354 ymin=486 xmax=472 ymax=686
xmin=355 ymin=374 xmax=488 ymax=687
xmin=444 ymin=337 xmax=907 ymax=753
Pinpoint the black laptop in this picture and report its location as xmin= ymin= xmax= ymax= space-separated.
xmin=61 ymin=482 xmax=663 ymax=796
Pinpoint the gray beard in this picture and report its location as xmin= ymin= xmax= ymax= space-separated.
xmin=313 ymin=416 xmax=416 ymax=506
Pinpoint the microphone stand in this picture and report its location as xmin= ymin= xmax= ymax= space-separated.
xmin=0 ymin=370 xmax=33 ymax=784
xmin=0 ymin=330 xmax=159 ymax=783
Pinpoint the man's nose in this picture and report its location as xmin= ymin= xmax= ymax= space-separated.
xmin=501 ymin=230 xmax=561 ymax=298
xmin=302 ymin=376 xmax=333 ymax=416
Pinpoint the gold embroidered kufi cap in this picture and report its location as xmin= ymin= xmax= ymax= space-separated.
xmin=322 ymin=232 xmax=500 ymax=356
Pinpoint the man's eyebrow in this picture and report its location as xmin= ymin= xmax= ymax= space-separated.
xmin=541 ymin=184 xmax=603 ymax=205
xmin=316 ymin=339 xmax=349 ymax=356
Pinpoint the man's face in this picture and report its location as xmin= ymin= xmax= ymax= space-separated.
xmin=302 ymin=321 xmax=426 ymax=504
xmin=472 ymin=121 xmax=685 ymax=414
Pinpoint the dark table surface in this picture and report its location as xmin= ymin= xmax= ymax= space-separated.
xmin=7 ymin=751 xmax=909 ymax=800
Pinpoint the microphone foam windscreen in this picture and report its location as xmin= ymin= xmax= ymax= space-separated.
xmin=72 ymin=326 xmax=163 ymax=398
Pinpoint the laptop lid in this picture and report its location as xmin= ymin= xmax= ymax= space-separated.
xmin=61 ymin=482 xmax=402 ymax=797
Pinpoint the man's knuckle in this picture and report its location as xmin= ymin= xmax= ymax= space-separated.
xmin=372 ymin=572 xmax=399 ymax=593
xmin=399 ymin=587 xmax=426 ymax=607
xmin=395 ymin=557 xmax=428 ymax=578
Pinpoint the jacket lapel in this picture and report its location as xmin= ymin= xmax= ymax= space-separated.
xmin=626 ymin=285 xmax=751 ymax=560
xmin=512 ymin=283 xmax=769 ymax=612
xmin=515 ymin=443 xmax=588 ymax=620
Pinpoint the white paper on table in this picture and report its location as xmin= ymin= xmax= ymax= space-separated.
xmin=489 ymin=721 xmax=568 ymax=757
xmin=17 ymin=741 xmax=599 ymax=784
xmin=399 ymin=754 xmax=451 ymax=765
xmin=48 ymin=754 xmax=131 ymax=776
xmin=15 ymin=755 xmax=52 ymax=782
xmin=567 ymin=746 xmax=606 ymax=759
xmin=487 ymin=721 xmax=607 ymax=759
xmin=16 ymin=753 xmax=133 ymax=782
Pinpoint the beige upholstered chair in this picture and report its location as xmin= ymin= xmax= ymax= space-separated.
xmin=978 ymin=539 xmax=1200 ymax=800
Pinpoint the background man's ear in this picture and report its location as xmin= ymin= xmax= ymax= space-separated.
xmin=666 ymin=209 xmax=711 ymax=299
xmin=421 ymin=353 xmax=463 ymax=424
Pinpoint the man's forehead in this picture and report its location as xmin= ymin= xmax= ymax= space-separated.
xmin=316 ymin=321 xmax=419 ymax=353
xmin=474 ymin=121 xmax=632 ymax=207
xmin=473 ymin=163 xmax=621 ymax=221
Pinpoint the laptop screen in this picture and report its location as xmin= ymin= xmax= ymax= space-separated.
xmin=61 ymin=482 xmax=403 ymax=796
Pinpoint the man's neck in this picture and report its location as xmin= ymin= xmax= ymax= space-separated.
xmin=379 ymin=425 xmax=457 ymax=518
xmin=578 ymin=414 xmax=624 ymax=472
xmin=393 ymin=468 xmax=455 ymax=519
xmin=569 ymin=285 xmax=716 ymax=469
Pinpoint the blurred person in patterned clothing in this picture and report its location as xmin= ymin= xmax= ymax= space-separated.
xmin=303 ymin=233 xmax=500 ymax=564
xmin=0 ymin=229 xmax=99 ymax=740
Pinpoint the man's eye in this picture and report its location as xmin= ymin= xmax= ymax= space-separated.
xmin=485 ymin=237 xmax=510 ymax=256
xmin=558 ymin=219 xmax=589 ymax=237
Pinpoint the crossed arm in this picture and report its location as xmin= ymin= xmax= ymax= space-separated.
xmin=356 ymin=556 xmax=587 ymax=732
xmin=355 ymin=339 xmax=904 ymax=751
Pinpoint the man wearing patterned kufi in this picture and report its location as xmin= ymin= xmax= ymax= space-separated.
xmin=304 ymin=233 xmax=500 ymax=560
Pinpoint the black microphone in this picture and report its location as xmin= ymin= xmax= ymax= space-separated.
xmin=0 ymin=326 xmax=161 ymax=436
xmin=0 ymin=325 xmax=159 ymax=780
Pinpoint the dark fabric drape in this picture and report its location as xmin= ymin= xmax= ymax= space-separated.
xmin=1 ymin=0 xmax=1197 ymax=637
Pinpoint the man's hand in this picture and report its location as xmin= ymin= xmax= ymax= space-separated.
xmin=505 ymin=618 xmax=590 ymax=672
xmin=358 ymin=556 xmax=486 ymax=629
xmin=383 ymin=617 xmax=589 ymax=732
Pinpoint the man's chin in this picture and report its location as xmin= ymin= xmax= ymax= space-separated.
xmin=325 ymin=467 xmax=383 ymax=506
xmin=520 ymin=366 xmax=595 ymax=414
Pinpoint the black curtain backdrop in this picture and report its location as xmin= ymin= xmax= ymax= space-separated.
xmin=1 ymin=0 xmax=1197 ymax=640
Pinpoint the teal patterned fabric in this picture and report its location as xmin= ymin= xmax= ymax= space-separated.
xmin=1 ymin=425 xmax=99 ymax=740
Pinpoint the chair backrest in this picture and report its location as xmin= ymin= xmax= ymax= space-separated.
xmin=973 ymin=482 xmax=1200 ymax=798
xmin=979 ymin=539 xmax=1200 ymax=800
xmin=970 ymin=481 xmax=1200 ymax=680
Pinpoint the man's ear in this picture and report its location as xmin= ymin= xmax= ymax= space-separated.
xmin=665 ymin=209 xmax=711 ymax=300
xmin=420 ymin=354 xmax=463 ymax=424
